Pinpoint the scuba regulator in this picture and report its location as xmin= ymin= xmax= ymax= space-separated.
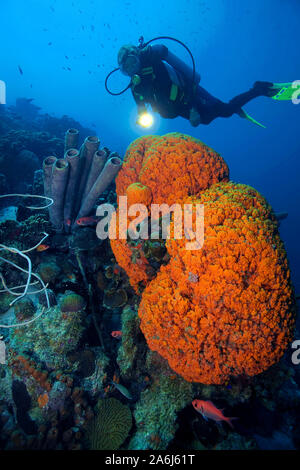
xmin=104 ymin=36 xmax=199 ymax=98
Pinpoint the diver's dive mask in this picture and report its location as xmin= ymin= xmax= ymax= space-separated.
xmin=119 ymin=53 xmax=141 ymax=76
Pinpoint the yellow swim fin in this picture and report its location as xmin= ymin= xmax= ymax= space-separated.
xmin=270 ymin=82 xmax=300 ymax=101
xmin=238 ymin=109 xmax=266 ymax=128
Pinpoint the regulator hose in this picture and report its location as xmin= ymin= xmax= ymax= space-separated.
xmin=104 ymin=36 xmax=196 ymax=97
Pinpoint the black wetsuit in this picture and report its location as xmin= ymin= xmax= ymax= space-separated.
xmin=131 ymin=45 xmax=189 ymax=119
xmin=131 ymin=44 xmax=270 ymax=125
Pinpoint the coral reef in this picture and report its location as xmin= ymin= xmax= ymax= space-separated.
xmin=0 ymin=111 xmax=123 ymax=451
xmin=9 ymin=303 xmax=85 ymax=369
xmin=0 ymin=118 xmax=298 ymax=451
xmin=82 ymin=348 xmax=109 ymax=397
xmin=14 ymin=298 xmax=36 ymax=322
xmin=129 ymin=351 xmax=193 ymax=450
xmin=85 ymin=397 xmax=132 ymax=450
xmin=117 ymin=305 xmax=145 ymax=380
xmin=0 ymin=129 xmax=63 ymax=192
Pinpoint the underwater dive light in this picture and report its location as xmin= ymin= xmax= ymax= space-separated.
xmin=137 ymin=112 xmax=154 ymax=128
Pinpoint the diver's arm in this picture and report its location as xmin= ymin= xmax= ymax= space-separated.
xmin=132 ymin=90 xmax=146 ymax=112
xmin=135 ymin=102 xmax=148 ymax=126
xmin=137 ymin=102 xmax=147 ymax=116
xmin=141 ymin=44 xmax=168 ymax=63
xmin=142 ymin=44 xmax=201 ymax=87
xmin=131 ymin=88 xmax=147 ymax=121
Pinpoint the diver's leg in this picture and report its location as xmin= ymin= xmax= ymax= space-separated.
xmin=190 ymin=86 xmax=226 ymax=125
xmin=192 ymin=82 xmax=274 ymax=125
xmin=227 ymin=81 xmax=274 ymax=111
xmin=191 ymin=85 xmax=243 ymax=124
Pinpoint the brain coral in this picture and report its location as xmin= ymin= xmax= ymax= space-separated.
xmin=86 ymin=398 xmax=132 ymax=450
xmin=110 ymin=133 xmax=229 ymax=291
xmin=60 ymin=292 xmax=86 ymax=313
xmin=138 ymin=182 xmax=296 ymax=384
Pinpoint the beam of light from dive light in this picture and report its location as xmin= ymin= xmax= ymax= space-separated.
xmin=137 ymin=112 xmax=154 ymax=128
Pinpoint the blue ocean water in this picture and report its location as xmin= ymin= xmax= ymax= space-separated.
xmin=1 ymin=0 xmax=298 ymax=290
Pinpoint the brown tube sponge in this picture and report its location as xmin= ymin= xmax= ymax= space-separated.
xmin=76 ymin=156 xmax=122 ymax=220
xmin=75 ymin=136 xmax=100 ymax=215
xmin=64 ymin=128 xmax=79 ymax=153
xmin=49 ymin=158 xmax=69 ymax=232
xmin=63 ymin=148 xmax=81 ymax=231
xmin=42 ymin=156 xmax=57 ymax=198
xmin=82 ymin=149 xmax=107 ymax=202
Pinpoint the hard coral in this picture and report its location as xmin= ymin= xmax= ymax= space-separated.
xmin=60 ymin=292 xmax=86 ymax=313
xmin=103 ymin=288 xmax=128 ymax=309
xmin=85 ymin=398 xmax=132 ymax=450
xmin=138 ymin=182 xmax=296 ymax=384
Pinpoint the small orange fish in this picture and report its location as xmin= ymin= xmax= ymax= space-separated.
xmin=192 ymin=400 xmax=236 ymax=428
xmin=36 ymin=244 xmax=50 ymax=252
xmin=111 ymin=330 xmax=122 ymax=339
xmin=76 ymin=216 xmax=100 ymax=226
xmin=66 ymin=218 xmax=72 ymax=226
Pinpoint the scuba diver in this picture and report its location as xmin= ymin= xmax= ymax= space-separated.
xmin=105 ymin=37 xmax=298 ymax=128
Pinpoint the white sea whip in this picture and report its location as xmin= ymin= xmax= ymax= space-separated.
xmin=0 ymin=194 xmax=53 ymax=328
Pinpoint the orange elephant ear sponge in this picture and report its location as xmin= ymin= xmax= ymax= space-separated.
xmin=138 ymin=182 xmax=296 ymax=385
xmin=126 ymin=182 xmax=153 ymax=208
xmin=110 ymin=211 xmax=153 ymax=292
xmin=111 ymin=133 xmax=230 ymax=292
xmin=116 ymin=132 xmax=229 ymax=205
xmin=116 ymin=135 xmax=161 ymax=197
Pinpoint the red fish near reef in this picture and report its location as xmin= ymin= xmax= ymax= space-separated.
xmin=36 ymin=244 xmax=50 ymax=252
xmin=113 ymin=265 xmax=122 ymax=275
xmin=111 ymin=330 xmax=122 ymax=339
xmin=192 ymin=400 xmax=236 ymax=428
xmin=76 ymin=216 xmax=100 ymax=226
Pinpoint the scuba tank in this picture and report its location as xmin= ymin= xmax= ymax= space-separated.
xmin=158 ymin=46 xmax=201 ymax=88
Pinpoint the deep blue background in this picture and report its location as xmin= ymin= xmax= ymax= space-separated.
xmin=1 ymin=0 xmax=299 ymax=291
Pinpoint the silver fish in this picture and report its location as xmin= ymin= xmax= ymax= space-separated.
xmin=111 ymin=381 xmax=133 ymax=400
